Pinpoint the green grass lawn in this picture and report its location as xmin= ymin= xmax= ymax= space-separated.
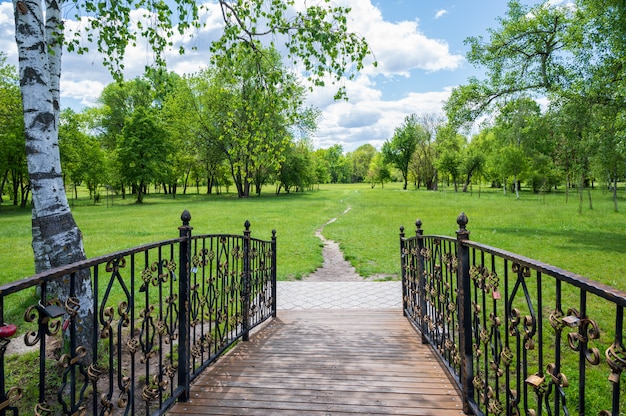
xmin=1 ymin=183 xmax=625 ymax=290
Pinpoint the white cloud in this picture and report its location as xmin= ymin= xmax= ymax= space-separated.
xmin=340 ymin=1 xmax=463 ymax=77
xmin=308 ymin=79 xmax=452 ymax=151
xmin=0 ymin=3 xmax=17 ymax=62
xmin=435 ymin=9 xmax=448 ymax=19
xmin=61 ymin=80 xmax=108 ymax=107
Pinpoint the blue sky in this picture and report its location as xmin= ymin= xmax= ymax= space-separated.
xmin=0 ymin=0 xmax=543 ymax=151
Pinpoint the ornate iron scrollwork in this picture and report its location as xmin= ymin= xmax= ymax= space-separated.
xmin=606 ymin=342 xmax=626 ymax=384
xmin=564 ymin=308 xmax=601 ymax=365
xmin=24 ymin=299 xmax=64 ymax=346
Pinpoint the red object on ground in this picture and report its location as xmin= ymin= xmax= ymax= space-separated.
xmin=0 ymin=324 xmax=17 ymax=338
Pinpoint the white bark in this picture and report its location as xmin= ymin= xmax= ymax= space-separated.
xmin=13 ymin=0 xmax=95 ymax=355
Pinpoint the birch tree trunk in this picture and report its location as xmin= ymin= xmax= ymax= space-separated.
xmin=13 ymin=0 xmax=94 ymax=355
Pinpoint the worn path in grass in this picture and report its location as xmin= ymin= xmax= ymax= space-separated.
xmin=276 ymin=207 xmax=401 ymax=310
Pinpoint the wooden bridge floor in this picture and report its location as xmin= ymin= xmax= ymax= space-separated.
xmin=167 ymin=309 xmax=463 ymax=415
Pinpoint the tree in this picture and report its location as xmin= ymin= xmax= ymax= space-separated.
xmin=589 ymin=103 xmax=626 ymax=211
xmin=348 ymin=144 xmax=377 ymax=183
xmin=435 ymin=125 xmax=465 ymax=192
xmin=117 ymin=107 xmax=168 ymax=203
xmin=59 ymin=109 xmax=106 ymax=201
xmin=443 ymin=0 xmax=626 ymax=210
xmin=168 ymin=70 xmax=231 ymax=195
xmin=321 ymin=144 xmax=351 ymax=184
xmin=493 ymin=97 xmax=541 ymax=198
xmin=460 ymin=146 xmax=485 ymax=193
xmin=185 ymin=44 xmax=314 ymax=197
xmin=382 ymin=114 xmax=422 ymax=190
xmin=0 ymin=53 xmax=26 ymax=206
xmin=444 ymin=0 xmax=572 ymax=129
xmin=312 ymin=149 xmax=331 ymax=187
xmin=277 ymin=139 xmax=315 ymax=194
xmin=367 ymin=152 xmax=391 ymax=188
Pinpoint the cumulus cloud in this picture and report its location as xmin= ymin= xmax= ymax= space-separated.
xmin=61 ymin=80 xmax=108 ymax=107
xmin=340 ymin=1 xmax=463 ymax=77
xmin=308 ymin=79 xmax=452 ymax=151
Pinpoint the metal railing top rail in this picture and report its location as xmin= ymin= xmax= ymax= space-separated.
xmin=400 ymin=217 xmax=626 ymax=308
xmin=0 ymin=237 xmax=183 ymax=297
xmin=463 ymin=239 xmax=626 ymax=307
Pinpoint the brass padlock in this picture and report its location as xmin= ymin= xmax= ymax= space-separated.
xmin=609 ymin=371 xmax=621 ymax=384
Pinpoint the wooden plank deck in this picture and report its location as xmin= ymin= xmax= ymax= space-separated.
xmin=167 ymin=310 xmax=464 ymax=415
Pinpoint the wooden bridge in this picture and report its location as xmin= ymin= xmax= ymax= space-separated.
xmin=167 ymin=282 xmax=464 ymax=415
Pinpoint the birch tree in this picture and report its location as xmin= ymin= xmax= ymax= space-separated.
xmin=11 ymin=0 xmax=372 ymax=351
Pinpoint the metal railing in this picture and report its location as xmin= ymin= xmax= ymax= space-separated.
xmin=400 ymin=213 xmax=626 ymax=416
xmin=0 ymin=210 xmax=276 ymax=415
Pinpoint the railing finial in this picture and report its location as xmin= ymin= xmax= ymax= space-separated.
xmin=181 ymin=209 xmax=191 ymax=226
xmin=244 ymin=220 xmax=251 ymax=231
xmin=456 ymin=212 xmax=469 ymax=241
xmin=415 ymin=219 xmax=423 ymax=236
xmin=457 ymin=212 xmax=468 ymax=230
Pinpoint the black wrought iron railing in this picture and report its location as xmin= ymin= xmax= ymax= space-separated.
xmin=0 ymin=210 xmax=276 ymax=415
xmin=400 ymin=213 xmax=626 ymax=416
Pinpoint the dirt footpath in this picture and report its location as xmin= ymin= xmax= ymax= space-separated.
xmin=303 ymin=207 xmax=394 ymax=282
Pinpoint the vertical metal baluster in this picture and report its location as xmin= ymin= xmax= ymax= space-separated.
xmin=178 ymin=210 xmax=192 ymax=402
xmin=456 ymin=212 xmax=473 ymax=414
xmin=92 ymin=265 xmax=99 ymax=413
xmin=416 ymin=221 xmax=427 ymax=344
xmin=537 ymin=271 xmax=544 ymax=415
xmin=578 ymin=289 xmax=587 ymax=414
xmin=242 ymin=221 xmax=251 ymax=342
xmin=611 ymin=305 xmax=623 ymax=415
xmin=271 ymin=230 xmax=277 ymax=318
xmin=554 ymin=279 xmax=562 ymax=416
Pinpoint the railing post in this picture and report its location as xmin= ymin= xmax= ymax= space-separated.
xmin=271 ymin=230 xmax=277 ymax=318
xmin=399 ymin=225 xmax=407 ymax=316
xmin=178 ymin=210 xmax=192 ymax=402
xmin=415 ymin=220 xmax=427 ymax=344
xmin=456 ymin=212 xmax=473 ymax=414
xmin=242 ymin=221 xmax=251 ymax=342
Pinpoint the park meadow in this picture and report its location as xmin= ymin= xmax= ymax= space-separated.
xmin=1 ymin=182 xmax=624 ymax=290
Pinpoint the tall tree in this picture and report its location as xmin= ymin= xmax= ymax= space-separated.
xmin=435 ymin=125 xmax=465 ymax=192
xmin=367 ymin=152 xmax=391 ymax=189
xmin=348 ymin=144 xmax=377 ymax=183
xmin=186 ymin=44 xmax=314 ymax=197
xmin=382 ymin=114 xmax=422 ymax=190
xmin=494 ymin=97 xmax=541 ymax=198
xmin=59 ymin=109 xmax=106 ymax=201
xmin=117 ymin=107 xmax=168 ymax=203
xmin=0 ymin=53 xmax=25 ymax=206
xmin=323 ymin=144 xmax=351 ymax=184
